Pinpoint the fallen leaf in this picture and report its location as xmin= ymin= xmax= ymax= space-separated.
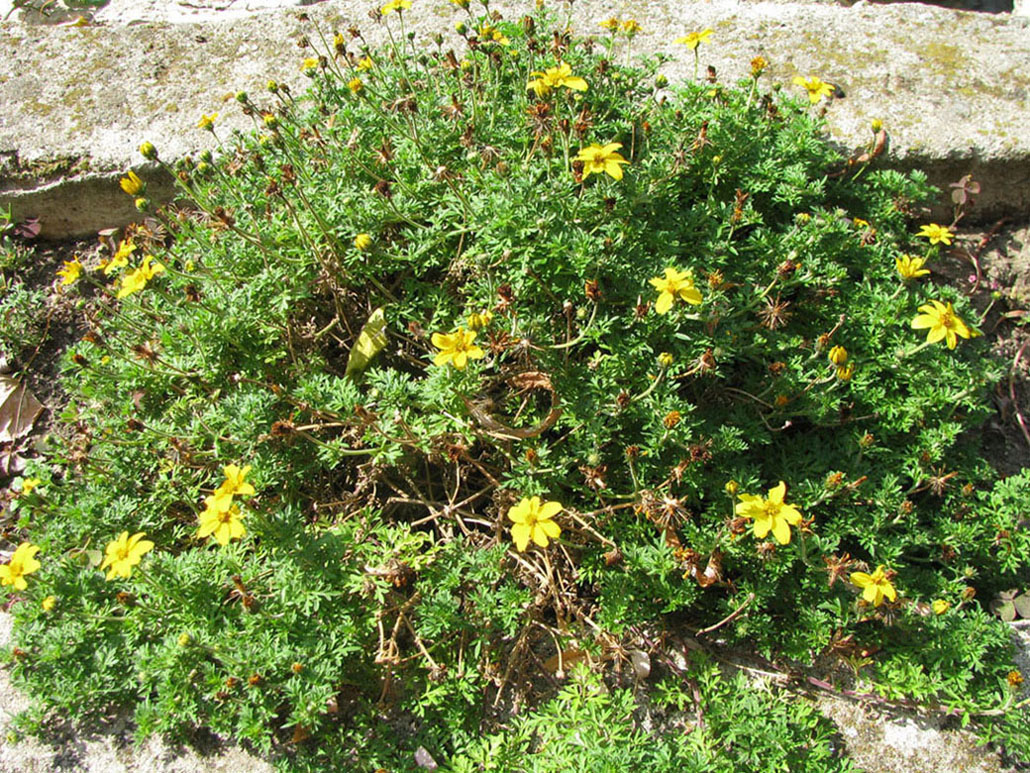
xmin=543 ymin=648 xmax=589 ymax=674
xmin=0 ymin=376 xmax=43 ymax=444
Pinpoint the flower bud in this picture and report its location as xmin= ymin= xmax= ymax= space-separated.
xmin=354 ymin=233 xmax=373 ymax=251
xmin=724 ymin=480 xmax=739 ymax=495
xmin=827 ymin=345 xmax=848 ymax=365
xmin=139 ymin=142 xmax=158 ymax=160
xmin=178 ymin=633 xmax=192 ymax=647
xmin=658 ymin=352 xmax=673 ymax=368
xmin=655 ymin=74 xmax=668 ymax=89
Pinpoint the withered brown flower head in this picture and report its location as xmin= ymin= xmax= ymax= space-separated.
xmin=758 ymin=294 xmax=792 ymax=330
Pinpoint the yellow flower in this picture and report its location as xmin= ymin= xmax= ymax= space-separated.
xmin=197 ymin=112 xmax=218 ymax=131
xmin=735 ymin=482 xmax=804 ymax=545
xmin=836 ymin=363 xmax=854 ymax=381
xmin=792 ymin=76 xmax=834 ymax=104
xmin=622 ymin=19 xmax=642 ymax=35
xmin=116 ymin=255 xmax=166 ymax=299
xmin=931 ymin=599 xmax=950 ymax=615
xmin=599 ymin=17 xmax=620 ymax=30
xmin=450 ymin=0 xmax=470 ymax=6
xmin=657 ymin=352 xmax=674 ymax=367
xmin=19 ymin=478 xmax=41 ymax=495
xmin=724 ymin=480 xmax=739 ymax=495
xmin=896 ymin=254 xmax=930 ymax=280
xmin=649 ymin=267 xmax=702 ymax=315
xmin=357 ymin=56 xmax=374 ymax=71
xmin=99 ymin=531 xmax=154 ymax=581
xmin=301 ymin=56 xmax=319 ymax=72
xmin=41 ymin=595 xmax=56 ymax=612
xmin=139 ymin=142 xmax=158 ymax=160
xmin=911 ymin=299 xmax=972 ymax=350
xmin=467 ymin=310 xmax=493 ymax=331
xmin=213 ymin=464 xmax=256 ymax=508
xmin=871 ymin=118 xmax=883 ymax=132
xmin=56 ymin=259 xmax=83 ymax=286
xmin=850 ymin=565 xmax=897 ymax=607
xmin=508 ymin=496 xmax=562 ymax=551
xmin=0 ymin=542 xmax=41 ymax=591
xmin=431 ymin=329 xmax=484 ymax=370
xmin=478 ymin=23 xmax=509 ymax=45
xmin=674 ymin=28 xmax=713 ymax=50
xmin=750 ymin=56 xmax=768 ymax=77
xmin=575 ymin=142 xmax=629 ymax=181
xmin=197 ymin=497 xmax=246 ymax=546
xmin=354 ymin=233 xmax=373 ymax=251
xmin=528 ymin=62 xmax=589 ymax=99
xmin=348 ymin=78 xmax=364 ymax=94
xmin=916 ymin=223 xmax=953 ymax=246
xmin=102 ymin=239 xmax=136 ymax=275
xmin=119 ymin=170 xmax=144 ymax=196
xmin=827 ymin=345 xmax=848 ymax=365
xmin=1008 ymin=670 xmax=1024 ymax=689
xmin=380 ymin=0 xmax=411 ymax=14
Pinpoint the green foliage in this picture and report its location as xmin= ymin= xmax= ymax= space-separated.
xmin=448 ymin=661 xmax=853 ymax=772
xmin=3 ymin=3 xmax=1027 ymax=767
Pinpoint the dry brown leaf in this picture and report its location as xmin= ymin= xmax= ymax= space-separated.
xmin=0 ymin=376 xmax=43 ymax=444
xmin=543 ymin=647 xmax=590 ymax=674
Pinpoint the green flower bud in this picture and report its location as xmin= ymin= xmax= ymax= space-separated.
xmin=139 ymin=142 xmax=157 ymax=160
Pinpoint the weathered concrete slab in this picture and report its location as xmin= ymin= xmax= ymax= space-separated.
xmin=0 ymin=0 xmax=1028 ymax=239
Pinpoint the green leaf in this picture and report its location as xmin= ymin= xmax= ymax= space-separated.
xmin=344 ymin=307 xmax=388 ymax=379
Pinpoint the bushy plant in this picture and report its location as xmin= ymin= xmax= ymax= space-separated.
xmin=3 ymin=1 xmax=1028 ymax=767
